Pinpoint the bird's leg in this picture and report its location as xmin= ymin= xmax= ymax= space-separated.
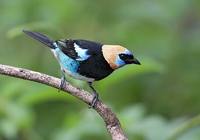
xmin=59 ymin=68 xmax=66 ymax=91
xmin=88 ymin=82 xmax=99 ymax=108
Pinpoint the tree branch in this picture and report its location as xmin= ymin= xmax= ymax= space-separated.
xmin=0 ymin=64 xmax=128 ymax=140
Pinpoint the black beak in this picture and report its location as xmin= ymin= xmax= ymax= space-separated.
xmin=132 ymin=58 xmax=141 ymax=65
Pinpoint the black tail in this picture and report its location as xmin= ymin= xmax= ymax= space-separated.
xmin=23 ymin=30 xmax=56 ymax=49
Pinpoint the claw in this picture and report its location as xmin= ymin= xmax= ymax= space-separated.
xmin=59 ymin=76 xmax=66 ymax=91
xmin=58 ymin=69 xmax=66 ymax=92
xmin=88 ymin=82 xmax=99 ymax=108
xmin=90 ymin=92 xmax=99 ymax=108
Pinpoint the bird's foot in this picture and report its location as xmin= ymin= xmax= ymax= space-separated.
xmin=89 ymin=92 xmax=99 ymax=108
xmin=87 ymin=82 xmax=99 ymax=108
xmin=58 ymin=76 xmax=66 ymax=92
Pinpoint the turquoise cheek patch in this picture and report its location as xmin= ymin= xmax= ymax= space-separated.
xmin=115 ymin=56 xmax=125 ymax=67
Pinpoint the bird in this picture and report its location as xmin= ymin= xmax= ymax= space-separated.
xmin=23 ymin=30 xmax=141 ymax=108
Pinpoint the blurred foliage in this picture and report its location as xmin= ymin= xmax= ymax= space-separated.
xmin=0 ymin=0 xmax=200 ymax=140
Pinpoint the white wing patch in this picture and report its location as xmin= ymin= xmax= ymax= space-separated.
xmin=74 ymin=43 xmax=90 ymax=61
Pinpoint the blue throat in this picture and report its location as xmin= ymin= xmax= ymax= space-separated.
xmin=115 ymin=55 xmax=126 ymax=67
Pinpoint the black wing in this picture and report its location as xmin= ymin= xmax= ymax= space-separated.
xmin=56 ymin=39 xmax=78 ymax=59
xmin=73 ymin=39 xmax=102 ymax=55
xmin=56 ymin=39 xmax=103 ymax=61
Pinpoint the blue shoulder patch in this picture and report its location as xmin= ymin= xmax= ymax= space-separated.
xmin=74 ymin=43 xmax=90 ymax=61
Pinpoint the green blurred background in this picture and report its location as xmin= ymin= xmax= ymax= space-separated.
xmin=0 ymin=0 xmax=200 ymax=140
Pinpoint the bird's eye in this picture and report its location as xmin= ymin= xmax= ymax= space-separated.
xmin=119 ymin=53 xmax=134 ymax=61
xmin=119 ymin=54 xmax=124 ymax=57
xmin=119 ymin=54 xmax=126 ymax=60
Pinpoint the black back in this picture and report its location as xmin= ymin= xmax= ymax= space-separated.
xmin=57 ymin=39 xmax=102 ymax=59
